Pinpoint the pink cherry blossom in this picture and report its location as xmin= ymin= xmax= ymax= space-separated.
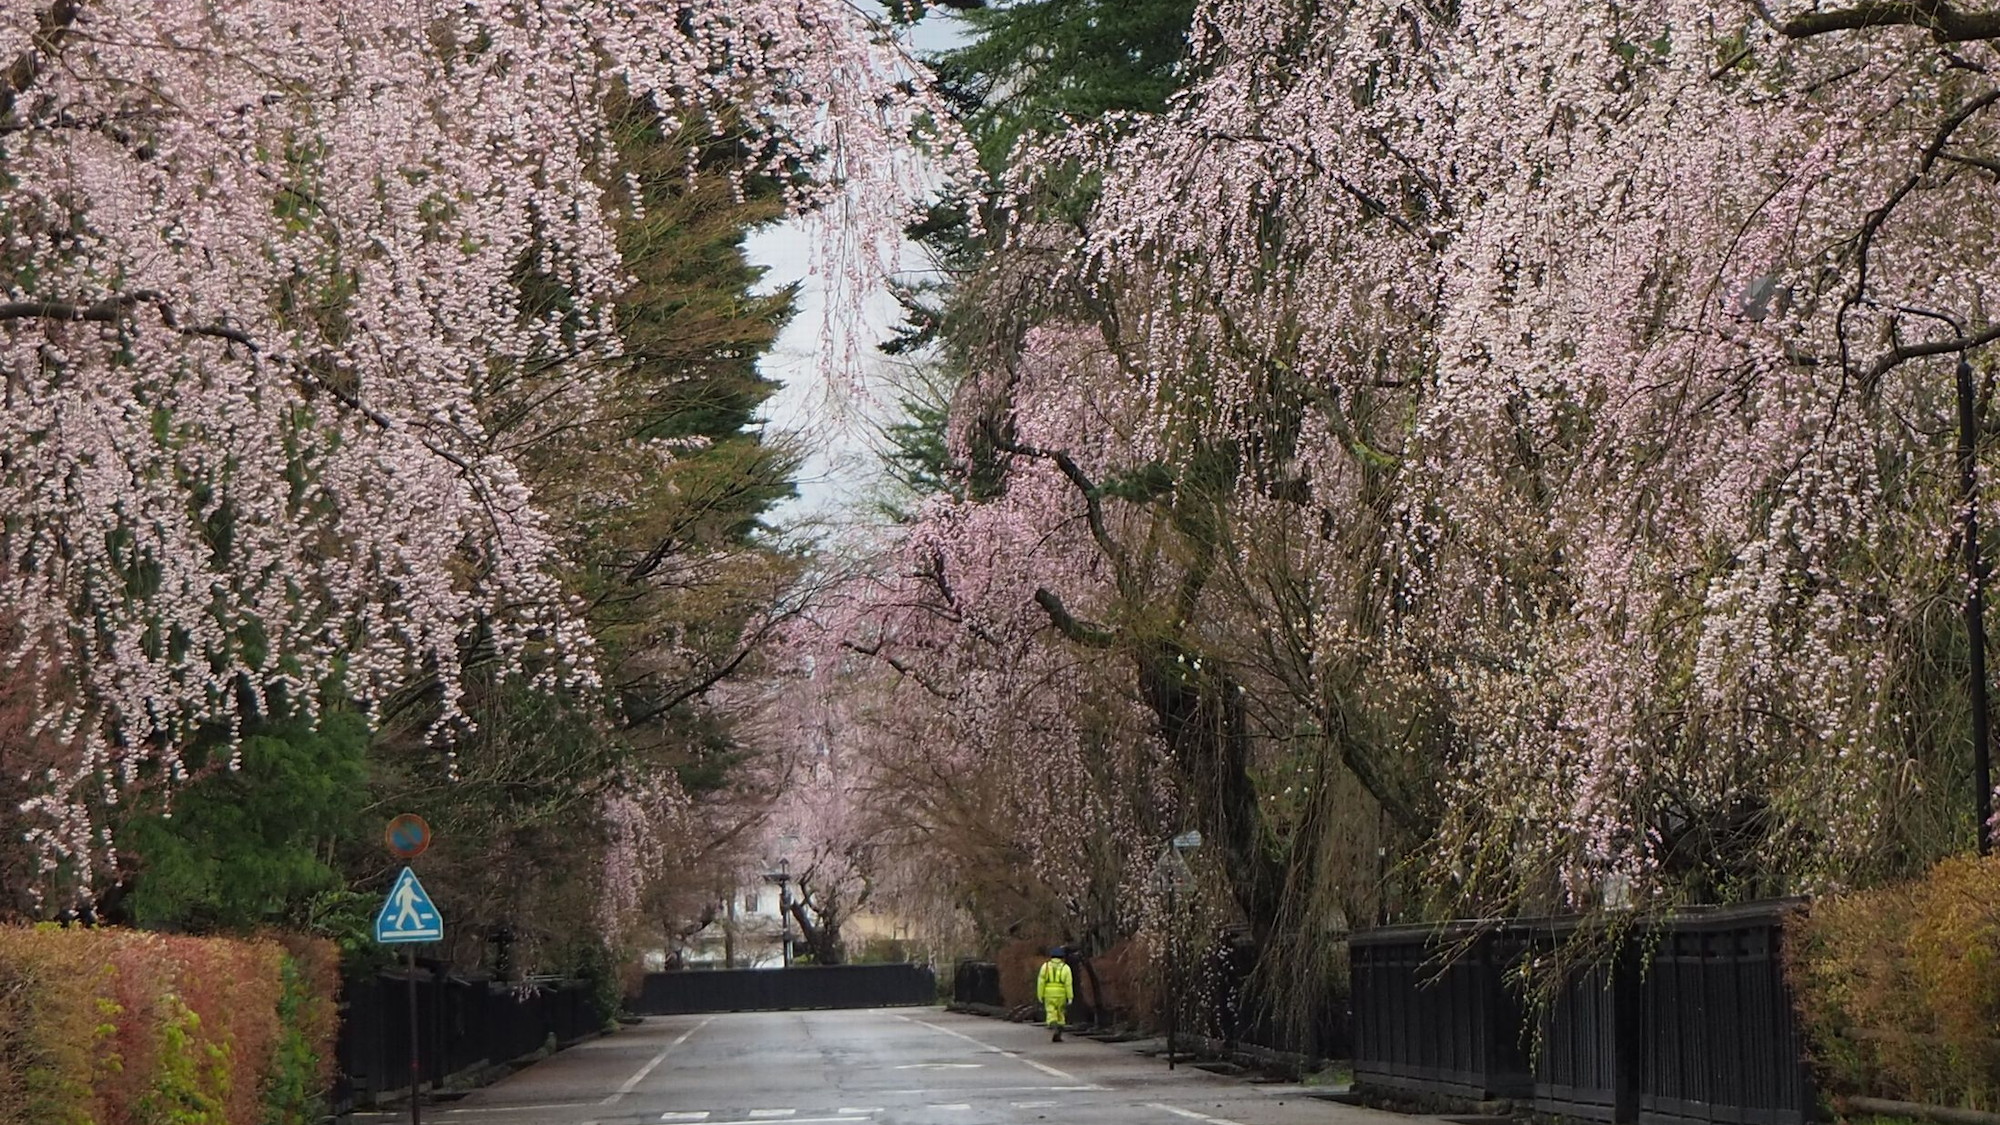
xmin=0 ymin=0 xmax=971 ymax=890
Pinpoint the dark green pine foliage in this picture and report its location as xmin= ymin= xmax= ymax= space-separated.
xmin=877 ymin=0 xmax=1198 ymax=513
xmin=610 ymin=101 xmax=800 ymax=539
xmin=928 ymin=0 xmax=1199 ymax=171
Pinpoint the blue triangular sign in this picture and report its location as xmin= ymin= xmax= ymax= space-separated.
xmin=374 ymin=867 xmax=443 ymax=943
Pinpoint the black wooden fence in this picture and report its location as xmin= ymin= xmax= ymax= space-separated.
xmin=628 ymin=963 xmax=939 ymax=1015
xmin=1351 ymin=900 xmax=1813 ymax=1125
xmin=334 ymin=968 xmax=606 ymax=1111
xmin=953 ymin=959 xmax=1004 ymax=1008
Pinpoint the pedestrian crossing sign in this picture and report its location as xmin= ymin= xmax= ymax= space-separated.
xmin=374 ymin=866 xmax=443 ymax=943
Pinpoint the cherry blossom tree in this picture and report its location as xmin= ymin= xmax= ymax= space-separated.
xmin=0 ymin=0 xmax=971 ymax=893
xmin=852 ymin=0 xmax=2000 ymax=938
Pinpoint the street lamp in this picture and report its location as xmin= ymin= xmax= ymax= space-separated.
xmin=1881 ymin=305 xmax=1992 ymax=855
xmin=1755 ymin=294 xmax=1993 ymax=853
xmin=1956 ymin=350 xmax=1992 ymax=855
xmin=765 ymin=858 xmax=794 ymax=967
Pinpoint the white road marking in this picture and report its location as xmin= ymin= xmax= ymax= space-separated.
xmin=1013 ymin=1101 xmax=1060 ymax=1108
xmin=700 ymin=1112 xmax=864 ymax=1120
xmin=436 ymin=1104 xmax=598 ymax=1115
xmin=894 ymin=1063 xmax=982 ymax=1070
xmin=659 ymin=1114 xmax=711 ymax=1122
xmin=928 ymin=1105 xmax=972 ymax=1111
xmin=836 ymin=1110 xmax=882 ymax=1115
xmin=880 ymin=1085 xmax=1102 ymax=1094
xmin=748 ymin=1113 xmax=797 ymax=1120
xmin=1146 ymin=1103 xmax=1248 ymax=1125
xmin=899 ymin=1016 xmax=1088 ymax=1083
xmin=602 ymin=1017 xmax=714 ymax=1106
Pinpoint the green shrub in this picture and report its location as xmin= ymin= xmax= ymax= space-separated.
xmin=1786 ymin=854 xmax=2000 ymax=1110
xmin=0 ymin=927 xmax=339 ymax=1125
xmin=258 ymin=940 xmax=340 ymax=1125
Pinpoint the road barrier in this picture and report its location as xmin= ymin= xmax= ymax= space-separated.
xmin=1351 ymin=900 xmax=1813 ymax=1125
xmin=628 ymin=962 xmax=939 ymax=1014
xmin=334 ymin=968 xmax=605 ymax=1111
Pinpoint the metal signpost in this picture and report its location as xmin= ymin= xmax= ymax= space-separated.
xmin=375 ymin=819 xmax=441 ymax=1125
xmin=1151 ymin=831 xmax=1199 ymax=1070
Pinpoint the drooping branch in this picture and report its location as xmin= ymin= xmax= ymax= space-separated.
xmin=839 ymin=637 xmax=962 ymax=701
xmin=621 ymin=604 xmax=803 ymax=730
xmin=1842 ymin=88 xmax=2000 ymax=378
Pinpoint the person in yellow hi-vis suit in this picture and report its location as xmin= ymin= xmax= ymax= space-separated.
xmin=1036 ymin=946 xmax=1074 ymax=1042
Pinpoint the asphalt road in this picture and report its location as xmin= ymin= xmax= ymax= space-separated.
xmin=353 ymin=1008 xmax=1417 ymax=1125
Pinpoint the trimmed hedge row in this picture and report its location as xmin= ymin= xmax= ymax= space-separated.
xmin=1786 ymin=854 xmax=2000 ymax=1112
xmin=0 ymin=926 xmax=339 ymax=1125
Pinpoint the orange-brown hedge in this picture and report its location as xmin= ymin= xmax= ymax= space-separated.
xmin=0 ymin=926 xmax=339 ymax=1125
xmin=1786 ymin=854 xmax=2000 ymax=1111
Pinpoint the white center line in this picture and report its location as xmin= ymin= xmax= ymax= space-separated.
xmin=747 ymin=1113 xmax=797 ymax=1120
xmin=601 ymin=1016 xmax=714 ymax=1106
xmin=659 ymin=1114 xmax=711 ymax=1122
xmin=900 ymin=1016 xmax=1089 ymax=1083
xmin=1146 ymin=1103 xmax=1248 ymax=1125
xmin=928 ymin=1105 xmax=971 ymax=1112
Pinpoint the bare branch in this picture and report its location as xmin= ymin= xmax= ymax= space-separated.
xmin=1940 ymin=150 xmax=2000 ymax=176
xmin=1867 ymin=320 xmax=2000 ymax=381
xmin=1033 ymin=587 xmax=1117 ymax=648
xmin=1780 ymin=0 xmax=2000 ymax=41
xmin=1 ymin=290 xmax=399 ymax=430
xmin=984 ymin=426 xmax=1130 ymax=575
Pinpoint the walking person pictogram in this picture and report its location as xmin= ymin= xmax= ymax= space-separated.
xmin=393 ymin=879 xmax=424 ymax=930
xmin=374 ymin=867 xmax=442 ymax=943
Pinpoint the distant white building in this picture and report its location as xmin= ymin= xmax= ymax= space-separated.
xmin=643 ymin=867 xmax=916 ymax=970
xmin=643 ymin=872 xmax=794 ymax=970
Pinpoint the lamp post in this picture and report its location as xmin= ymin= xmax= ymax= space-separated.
xmin=766 ymin=858 xmax=793 ymax=967
xmin=1817 ymin=299 xmax=1991 ymax=854
xmin=1956 ymin=352 xmax=1993 ymax=855
xmin=1153 ymin=831 xmax=1200 ymax=1070
xmin=1898 ymin=305 xmax=1992 ymax=855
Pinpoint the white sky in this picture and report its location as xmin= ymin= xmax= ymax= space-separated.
xmin=752 ymin=11 xmax=970 ymax=529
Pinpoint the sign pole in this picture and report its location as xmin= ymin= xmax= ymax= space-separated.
xmin=377 ymin=816 xmax=436 ymax=1125
xmin=407 ymin=945 xmax=422 ymax=1125
xmin=1154 ymin=831 xmax=1198 ymax=1073
xmin=1166 ymin=882 xmax=1177 ymax=1071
